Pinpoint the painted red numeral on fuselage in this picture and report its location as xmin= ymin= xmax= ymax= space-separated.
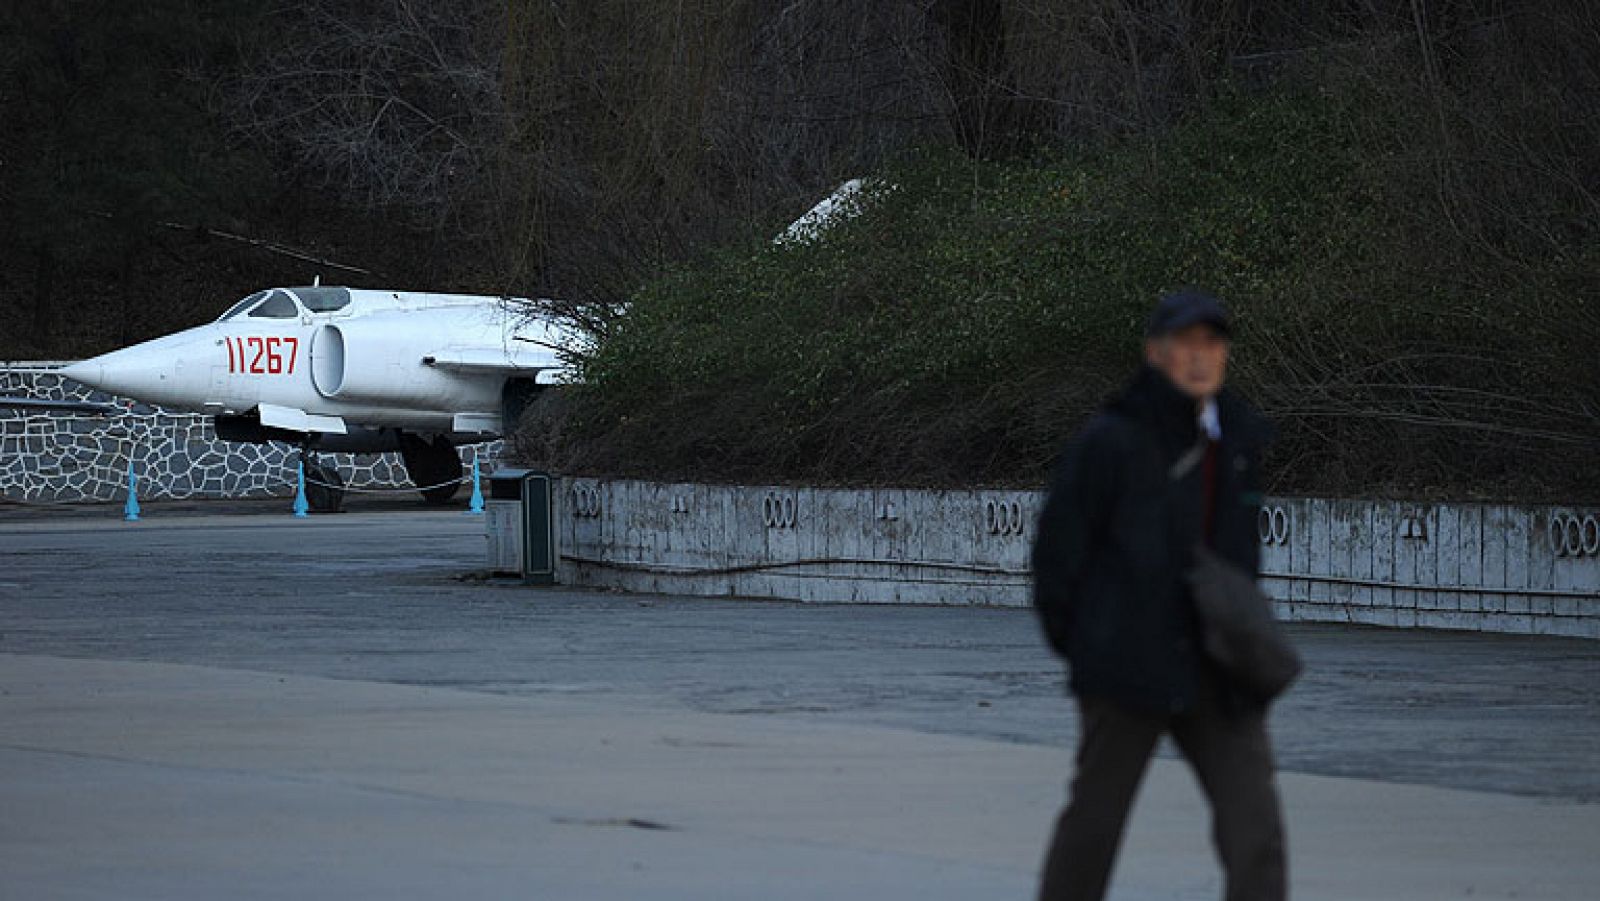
xmin=227 ymin=336 xmax=298 ymax=375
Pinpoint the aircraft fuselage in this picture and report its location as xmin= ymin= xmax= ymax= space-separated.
xmin=61 ymin=286 xmax=572 ymax=447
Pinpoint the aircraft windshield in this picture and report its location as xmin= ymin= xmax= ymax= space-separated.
xmin=248 ymin=292 xmax=301 ymax=319
xmin=218 ymin=291 xmax=268 ymax=321
xmin=291 ymin=286 xmax=352 ymax=312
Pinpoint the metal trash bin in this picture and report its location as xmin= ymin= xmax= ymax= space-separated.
xmin=485 ymin=469 xmax=559 ymax=584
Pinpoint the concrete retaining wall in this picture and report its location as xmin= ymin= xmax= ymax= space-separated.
xmin=2 ymin=363 xmax=495 ymax=504
xmin=558 ymin=480 xmax=1034 ymax=606
xmin=556 ymin=480 xmax=1600 ymax=639
xmin=10 ymin=364 xmax=1596 ymax=638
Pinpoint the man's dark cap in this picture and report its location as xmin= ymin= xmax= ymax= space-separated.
xmin=1145 ymin=287 xmax=1231 ymax=338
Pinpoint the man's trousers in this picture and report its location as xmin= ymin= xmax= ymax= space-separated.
xmin=1037 ymin=682 xmax=1287 ymax=901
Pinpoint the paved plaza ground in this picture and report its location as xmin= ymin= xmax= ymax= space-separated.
xmin=2 ymin=498 xmax=1597 ymax=899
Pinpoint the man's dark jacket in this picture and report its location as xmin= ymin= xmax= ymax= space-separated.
xmin=1032 ymin=366 xmax=1273 ymax=715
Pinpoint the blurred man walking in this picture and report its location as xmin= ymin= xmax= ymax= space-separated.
xmin=1032 ymin=288 xmax=1287 ymax=900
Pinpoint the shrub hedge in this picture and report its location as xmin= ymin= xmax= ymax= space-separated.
xmin=521 ymin=83 xmax=1599 ymax=501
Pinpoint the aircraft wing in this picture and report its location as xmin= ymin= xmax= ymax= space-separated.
xmin=0 ymin=396 xmax=119 ymax=415
xmin=421 ymin=348 xmax=568 ymax=384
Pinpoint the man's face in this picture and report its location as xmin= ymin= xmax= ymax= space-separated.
xmin=1145 ymin=323 xmax=1229 ymax=401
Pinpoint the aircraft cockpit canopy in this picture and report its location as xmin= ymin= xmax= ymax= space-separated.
xmin=247 ymin=292 xmax=300 ymax=319
xmin=218 ymin=289 xmax=300 ymax=320
xmin=217 ymin=286 xmax=352 ymax=322
xmin=290 ymin=286 xmax=352 ymax=313
xmin=217 ymin=290 xmax=269 ymax=321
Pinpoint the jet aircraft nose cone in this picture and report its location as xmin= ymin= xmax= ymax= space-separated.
xmin=58 ymin=359 xmax=106 ymax=391
xmin=57 ymin=332 xmax=201 ymax=408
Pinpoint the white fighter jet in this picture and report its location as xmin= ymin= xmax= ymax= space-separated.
xmin=49 ymin=285 xmax=576 ymax=510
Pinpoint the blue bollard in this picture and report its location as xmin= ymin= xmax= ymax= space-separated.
xmin=293 ymin=461 xmax=310 ymax=518
xmin=123 ymin=459 xmax=141 ymax=522
xmin=466 ymin=457 xmax=485 ymax=515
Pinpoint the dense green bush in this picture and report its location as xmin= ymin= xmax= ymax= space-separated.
xmin=523 ymin=80 xmax=1600 ymax=500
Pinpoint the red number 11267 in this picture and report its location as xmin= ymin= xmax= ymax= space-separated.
xmin=227 ymin=336 xmax=299 ymax=375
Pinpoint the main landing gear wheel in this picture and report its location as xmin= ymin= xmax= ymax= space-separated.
xmin=300 ymin=452 xmax=346 ymax=513
xmin=398 ymin=434 xmax=463 ymax=506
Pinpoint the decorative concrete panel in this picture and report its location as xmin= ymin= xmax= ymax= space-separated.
xmin=557 ymin=480 xmax=1599 ymax=639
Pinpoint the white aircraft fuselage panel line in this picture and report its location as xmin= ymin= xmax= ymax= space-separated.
xmin=58 ymin=285 xmax=576 ymax=446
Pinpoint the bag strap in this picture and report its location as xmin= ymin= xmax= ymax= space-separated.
xmin=1168 ymin=440 xmax=1207 ymax=481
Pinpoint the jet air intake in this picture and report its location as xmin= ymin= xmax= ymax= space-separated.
xmin=310 ymin=324 xmax=347 ymax=397
xmin=308 ymin=320 xmax=499 ymax=413
xmin=312 ymin=322 xmax=413 ymax=402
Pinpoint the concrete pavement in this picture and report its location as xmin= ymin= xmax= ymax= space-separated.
xmin=2 ymin=501 xmax=1598 ymax=898
xmin=3 ymin=653 xmax=1597 ymax=900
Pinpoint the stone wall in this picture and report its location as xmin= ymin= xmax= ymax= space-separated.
xmin=550 ymin=479 xmax=1600 ymax=639
xmin=2 ymin=364 xmax=495 ymax=504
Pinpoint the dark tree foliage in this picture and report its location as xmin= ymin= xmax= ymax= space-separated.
xmin=4 ymin=1 xmax=1596 ymax=498
xmin=0 ymin=0 xmax=272 ymax=353
xmin=514 ymin=1 xmax=1600 ymax=500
